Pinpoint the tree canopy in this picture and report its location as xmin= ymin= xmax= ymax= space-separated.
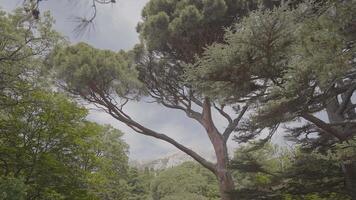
xmin=187 ymin=0 xmax=356 ymax=144
xmin=138 ymin=0 xmax=285 ymax=62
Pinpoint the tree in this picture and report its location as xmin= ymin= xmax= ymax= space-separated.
xmin=0 ymin=8 xmax=134 ymax=199
xmin=231 ymin=142 xmax=353 ymax=200
xmin=50 ymin=1 xmax=295 ymax=199
xmin=0 ymin=176 xmax=27 ymax=200
xmin=0 ymin=8 xmax=60 ymax=109
xmin=150 ymin=162 xmax=219 ymax=200
xmin=0 ymin=89 xmax=131 ymax=200
xmin=76 ymin=123 xmax=131 ymax=200
xmin=185 ymin=0 xmax=356 ymax=198
xmin=231 ymin=143 xmax=291 ymax=199
xmin=137 ymin=0 xmax=284 ymax=62
xmin=126 ymin=167 xmax=155 ymax=200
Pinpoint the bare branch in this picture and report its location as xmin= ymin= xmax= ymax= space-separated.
xmin=23 ymin=0 xmax=116 ymax=36
xmin=213 ymin=103 xmax=232 ymax=124
xmin=223 ymin=104 xmax=249 ymax=142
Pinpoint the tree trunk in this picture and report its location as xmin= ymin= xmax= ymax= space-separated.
xmin=201 ymin=98 xmax=236 ymax=200
xmin=211 ymin=131 xmax=236 ymax=200
xmin=216 ymin=160 xmax=236 ymax=200
xmin=342 ymin=161 xmax=356 ymax=199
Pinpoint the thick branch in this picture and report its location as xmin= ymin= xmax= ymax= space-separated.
xmin=113 ymin=109 xmax=216 ymax=174
xmin=92 ymin=90 xmax=216 ymax=174
xmin=202 ymin=97 xmax=221 ymax=137
xmin=301 ymin=113 xmax=346 ymax=141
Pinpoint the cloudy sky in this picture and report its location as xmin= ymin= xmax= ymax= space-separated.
xmin=0 ymin=0 xmax=286 ymax=161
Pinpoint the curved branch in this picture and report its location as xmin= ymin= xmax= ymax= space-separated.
xmin=112 ymin=107 xmax=216 ymax=174
xmin=90 ymin=88 xmax=217 ymax=174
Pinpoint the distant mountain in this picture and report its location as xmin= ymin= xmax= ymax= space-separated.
xmin=130 ymin=152 xmax=216 ymax=170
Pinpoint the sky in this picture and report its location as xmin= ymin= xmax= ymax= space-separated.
xmin=0 ymin=0 xmax=287 ymax=161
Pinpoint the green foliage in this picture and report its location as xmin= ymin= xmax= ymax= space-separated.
xmin=232 ymin=143 xmax=292 ymax=199
xmin=282 ymin=151 xmax=347 ymax=199
xmin=150 ymin=162 xmax=219 ymax=200
xmin=77 ymin=123 xmax=130 ymax=200
xmin=138 ymin=0 xmax=283 ymax=61
xmin=187 ymin=0 xmax=355 ymax=100
xmin=0 ymin=8 xmax=59 ymax=63
xmin=254 ymin=0 xmax=356 ymax=127
xmin=0 ymin=89 xmax=131 ymax=200
xmin=0 ymin=176 xmax=27 ymax=200
xmin=186 ymin=0 xmax=356 ymax=151
xmin=160 ymin=193 xmax=207 ymax=200
xmin=0 ymin=8 xmax=60 ymax=109
xmin=0 ymin=13 xmax=132 ymax=195
xmin=126 ymin=168 xmax=154 ymax=200
xmin=51 ymin=42 xmax=142 ymax=99
xmin=186 ymin=4 xmax=297 ymax=101
xmin=231 ymin=142 xmax=354 ymax=199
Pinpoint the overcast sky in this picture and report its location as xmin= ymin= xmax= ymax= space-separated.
xmin=0 ymin=0 xmax=287 ymax=161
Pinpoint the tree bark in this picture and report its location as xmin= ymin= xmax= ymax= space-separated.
xmin=215 ymin=142 xmax=236 ymax=200
xmin=201 ymin=98 xmax=236 ymax=200
xmin=206 ymin=127 xmax=235 ymax=200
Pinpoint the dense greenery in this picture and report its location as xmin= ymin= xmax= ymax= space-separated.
xmin=231 ymin=142 xmax=354 ymax=200
xmin=150 ymin=162 xmax=219 ymax=200
xmin=0 ymin=8 xmax=59 ymax=109
xmin=0 ymin=8 xmax=141 ymax=200
xmin=0 ymin=91 xmax=131 ymax=199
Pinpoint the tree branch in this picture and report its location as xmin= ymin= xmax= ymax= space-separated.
xmin=90 ymin=88 xmax=217 ymax=174
xmin=223 ymin=104 xmax=249 ymax=142
xmin=201 ymin=97 xmax=221 ymax=137
xmin=213 ymin=103 xmax=232 ymax=124
xmin=301 ymin=113 xmax=346 ymax=141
